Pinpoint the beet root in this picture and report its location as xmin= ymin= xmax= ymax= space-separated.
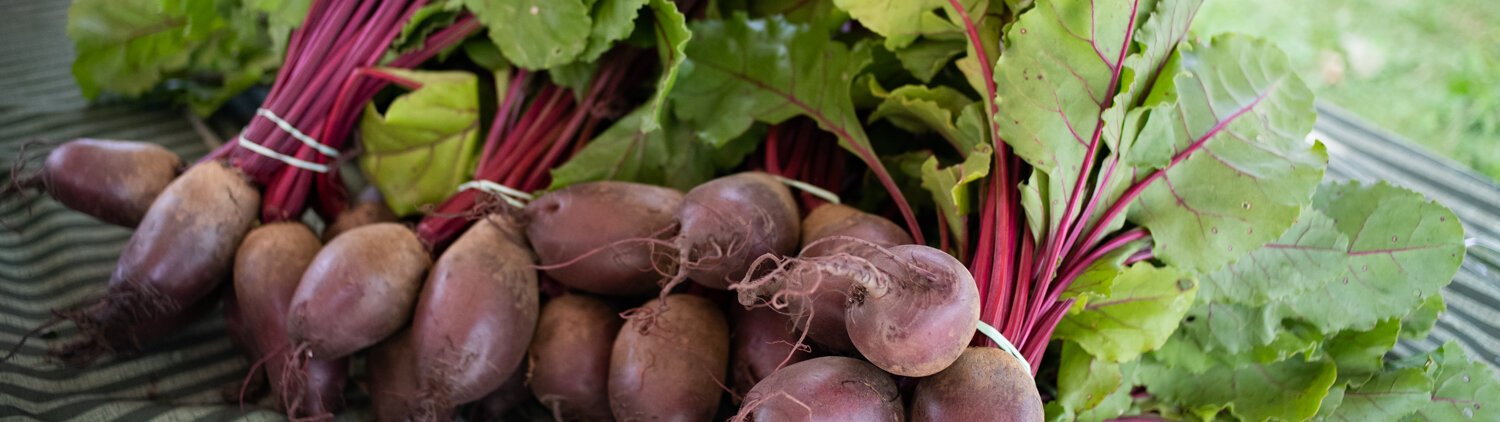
xmin=369 ymin=331 xmax=453 ymax=422
xmin=845 ymin=245 xmax=979 ymax=377
xmin=234 ymin=222 xmax=347 ymax=417
xmin=610 ymin=294 xmax=730 ymax=421
xmin=529 ymin=294 xmax=621 ymax=421
xmin=52 ymin=286 xmax=220 ymax=365
xmin=793 ymin=204 xmax=912 ymax=354
xmin=525 ymin=181 xmax=683 ymax=296
xmin=10 ymin=139 xmax=182 ymax=227
xmin=321 ymin=187 xmax=398 ymax=242
xmin=467 ymin=361 xmax=532 ymax=421
xmin=909 ymin=347 xmax=1043 ymax=421
xmin=288 ymin=222 xmax=431 ymax=360
xmin=56 ymin=161 xmax=258 ymax=365
xmin=406 ymin=214 xmax=539 ymax=413
xmin=732 ymin=356 xmax=902 ymax=422
xmin=731 ymin=306 xmax=815 ymax=398
xmin=736 ymin=244 xmax=978 ymax=377
xmin=676 ymin=172 xmax=800 ymax=290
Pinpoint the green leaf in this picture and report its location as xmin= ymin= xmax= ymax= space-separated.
xmin=673 ymin=15 xmax=864 ymax=146
xmin=70 ymin=0 xmax=281 ymax=114
xmin=70 ymin=0 xmax=191 ymax=98
xmin=1125 ymin=35 xmax=1324 ymax=273
xmin=1054 ymin=264 xmax=1197 ymax=362
xmin=1319 ymin=367 xmax=1433 ymax=421
xmin=1057 ymin=342 xmax=1123 ymax=414
xmin=1139 ymin=357 xmax=1337 ymax=422
xmin=831 ymin=0 xmax=957 ymax=49
xmin=1325 ymin=318 xmax=1402 ymax=384
xmin=1174 ymin=301 xmax=1282 ymax=357
xmin=1283 ymin=181 xmax=1466 ymax=333
xmin=1314 ymin=385 xmax=1347 ymax=422
xmin=1104 ymin=0 xmax=1202 ymax=141
xmin=1401 ymin=295 xmax=1445 ymax=341
xmin=1198 ymin=210 xmax=1350 ymax=305
xmin=672 ymin=14 xmax=916 ymax=235
xmin=549 ymin=60 xmax=598 ymax=94
xmin=579 ymin=0 xmax=650 ymax=62
xmin=1400 ymin=342 xmax=1500 ymax=421
xmin=548 ymin=107 xmax=758 ymax=191
xmin=918 ymin=143 xmax=992 ymax=255
xmin=391 ymin=2 xmax=463 ymax=54
xmin=724 ymin=0 xmax=845 ymax=30
xmin=462 ymin=38 xmax=511 ymax=70
xmin=892 ymin=39 xmax=965 ymax=82
xmin=248 ymin=0 xmax=311 ymax=29
xmin=640 ymin=0 xmax=690 ymax=132
xmin=1019 ymin=171 xmax=1052 ymax=243
xmin=462 ymin=0 xmax=592 ymax=69
xmin=1061 ymin=237 xmax=1151 ymax=306
xmin=946 ymin=0 xmax=1005 ymax=99
xmin=869 ymin=85 xmax=982 ymax=152
xmin=358 ymin=69 xmax=483 ymax=216
xmin=1049 ymin=356 xmax=1140 ymax=422
xmin=993 ymin=0 xmax=1146 ymax=214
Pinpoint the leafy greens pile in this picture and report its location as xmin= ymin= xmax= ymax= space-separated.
xmin=70 ymin=0 xmax=1499 ymax=420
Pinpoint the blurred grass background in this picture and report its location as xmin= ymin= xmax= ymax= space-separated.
xmin=1194 ymin=0 xmax=1500 ymax=182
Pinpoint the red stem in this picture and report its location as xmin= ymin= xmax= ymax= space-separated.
xmin=1073 ymin=88 xmax=1272 ymax=257
xmin=1053 ymin=228 xmax=1147 ymax=299
xmin=949 ymin=0 xmax=1021 ymax=348
xmin=1034 ymin=0 xmax=1141 ymax=303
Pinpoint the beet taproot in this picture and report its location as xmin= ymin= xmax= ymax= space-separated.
xmin=287 ymin=222 xmax=430 ymax=359
xmin=610 ymin=294 xmax=730 ymax=421
xmin=525 ymin=181 xmax=683 ymax=296
xmin=733 ymin=356 xmax=902 ymax=421
xmin=529 ymin=294 xmax=621 ymax=421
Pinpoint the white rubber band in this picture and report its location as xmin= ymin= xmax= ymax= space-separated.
xmin=256 ymin=108 xmax=340 ymax=158
xmin=977 ymin=321 xmax=1032 ymax=377
xmin=237 ymin=135 xmax=330 ymax=173
xmin=771 ymin=175 xmax=841 ymax=204
xmin=458 ymin=180 xmax=533 ymax=209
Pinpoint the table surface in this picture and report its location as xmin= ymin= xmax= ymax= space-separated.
xmin=2 ymin=0 xmax=1497 ymax=420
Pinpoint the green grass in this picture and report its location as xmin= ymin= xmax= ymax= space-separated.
xmin=1194 ymin=0 xmax=1500 ymax=182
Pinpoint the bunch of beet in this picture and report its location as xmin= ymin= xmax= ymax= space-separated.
xmin=7 ymin=141 xmax=1042 ymax=420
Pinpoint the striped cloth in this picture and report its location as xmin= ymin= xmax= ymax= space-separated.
xmin=1 ymin=0 xmax=1497 ymax=421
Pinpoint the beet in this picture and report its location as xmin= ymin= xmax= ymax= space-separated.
xmin=610 ymin=294 xmax=730 ymax=421
xmin=794 ymin=204 xmax=912 ymax=354
xmin=529 ymin=294 xmax=621 ymax=421
xmin=525 ymin=181 xmax=683 ymax=296
xmin=468 ymin=362 xmax=533 ymax=421
xmin=55 ymin=161 xmax=258 ymax=365
xmin=11 ymin=139 xmax=182 ymax=227
xmin=733 ymin=356 xmax=902 ymax=421
xmin=369 ymin=331 xmax=453 ymax=422
xmin=737 ymin=244 xmax=978 ymax=377
xmin=322 ymin=187 xmax=398 ymax=242
xmin=234 ymin=222 xmax=347 ymax=417
xmin=406 ymin=214 xmax=538 ymax=413
xmin=731 ymin=306 xmax=815 ymax=398
xmin=287 ymin=222 xmax=431 ymax=360
xmin=677 ymin=172 xmax=800 ymax=290
xmin=909 ymin=347 xmax=1042 ymax=421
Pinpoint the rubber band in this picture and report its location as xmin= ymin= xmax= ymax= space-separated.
xmin=237 ymin=135 xmax=330 ymax=173
xmin=256 ymin=108 xmax=340 ymax=158
xmin=458 ymin=180 xmax=533 ymax=209
xmin=771 ymin=175 xmax=841 ymax=205
xmin=976 ymin=321 xmax=1031 ymax=377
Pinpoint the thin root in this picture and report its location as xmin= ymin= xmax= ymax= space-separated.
xmin=2 ymin=314 xmax=63 ymax=361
